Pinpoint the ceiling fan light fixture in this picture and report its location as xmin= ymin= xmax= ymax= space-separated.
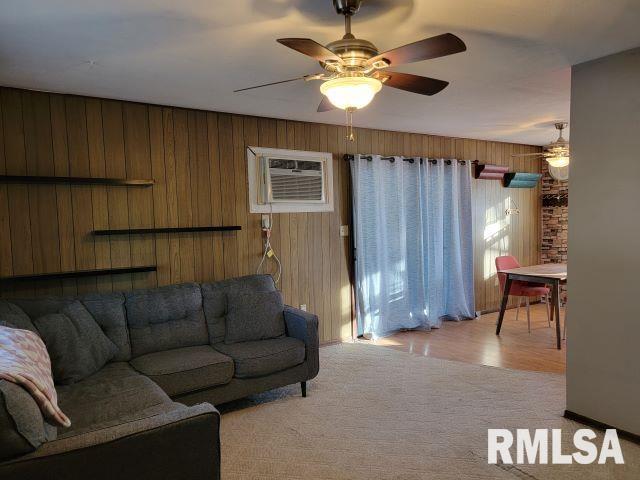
xmin=320 ymin=76 xmax=382 ymax=110
xmin=546 ymin=155 xmax=570 ymax=168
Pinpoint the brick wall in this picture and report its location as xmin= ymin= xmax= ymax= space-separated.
xmin=541 ymin=163 xmax=568 ymax=296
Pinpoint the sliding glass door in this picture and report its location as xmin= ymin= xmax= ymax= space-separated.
xmin=351 ymin=155 xmax=475 ymax=338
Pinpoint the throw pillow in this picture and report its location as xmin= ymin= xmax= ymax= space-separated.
xmin=224 ymin=290 xmax=285 ymax=344
xmin=0 ymin=301 xmax=38 ymax=334
xmin=34 ymin=301 xmax=118 ymax=385
xmin=0 ymin=326 xmax=70 ymax=430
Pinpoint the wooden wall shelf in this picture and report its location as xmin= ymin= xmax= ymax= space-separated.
xmin=0 ymin=175 xmax=154 ymax=186
xmin=92 ymin=226 xmax=241 ymax=236
xmin=0 ymin=266 xmax=157 ymax=283
xmin=474 ymin=163 xmax=509 ymax=180
xmin=503 ymin=172 xmax=542 ymax=188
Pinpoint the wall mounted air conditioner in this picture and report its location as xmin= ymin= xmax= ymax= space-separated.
xmin=248 ymin=147 xmax=334 ymax=213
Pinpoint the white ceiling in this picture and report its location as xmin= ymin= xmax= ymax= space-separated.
xmin=1 ymin=0 xmax=639 ymax=145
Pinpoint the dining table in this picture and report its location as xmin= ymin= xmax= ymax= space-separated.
xmin=495 ymin=263 xmax=567 ymax=349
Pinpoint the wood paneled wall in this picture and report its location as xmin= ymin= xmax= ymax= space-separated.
xmin=0 ymin=87 xmax=541 ymax=342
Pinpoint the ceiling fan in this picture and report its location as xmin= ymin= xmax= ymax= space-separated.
xmin=512 ymin=122 xmax=570 ymax=180
xmin=235 ymin=0 xmax=466 ymax=137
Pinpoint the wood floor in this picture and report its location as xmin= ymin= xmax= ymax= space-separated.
xmin=361 ymin=303 xmax=566 ymax=374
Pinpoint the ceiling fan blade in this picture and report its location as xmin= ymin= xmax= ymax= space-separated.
xmin=511 ymin=153 xmax=546 ymax=157
xmin=234 ymin=76 xmax=306 ymax=93
xmin=277 ymin=38 xmax=343 ymax=63
xmin=317 ymin=96 xmax=336 ymax=112
xmin=368 ymin=33 xmax=466 ymax=67
xmin=381 ymin=71 xmax=449 ymax=96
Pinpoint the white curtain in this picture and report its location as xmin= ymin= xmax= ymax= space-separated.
xmin=351 ymin=155 xmax=475 ymax=338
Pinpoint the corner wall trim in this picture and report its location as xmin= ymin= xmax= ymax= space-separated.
xmin=563 ymin=410 xmax=640 ymax=444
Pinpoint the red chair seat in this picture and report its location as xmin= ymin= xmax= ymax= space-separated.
xmin=496 ymin=255 xmax=550 ymax=297
xmin=507 ymin=281 xmax=550 ymax=297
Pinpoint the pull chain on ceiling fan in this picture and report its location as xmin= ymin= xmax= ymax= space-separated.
xmin=235 ymin=0 xmax=467 ymax=140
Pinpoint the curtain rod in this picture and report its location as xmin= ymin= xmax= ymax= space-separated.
xmin=343 ymin=154 xmax=477 ymax=165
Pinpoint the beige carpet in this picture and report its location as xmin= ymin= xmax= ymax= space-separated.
xmin=220 ymin=343 xmax=640 ymax=479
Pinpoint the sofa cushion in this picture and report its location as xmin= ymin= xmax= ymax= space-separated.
xmin=130 ymin=346 xmax=234 ymax=397
xmin=0 ymin=301 xmax=38 ymax=334
xmin=125 ymin=283 xmax=208 ymax=358
xmin=56 ymin=362 xmax=172 ymax=438
xmin=224 ymin=290 xmax=285 ymax=344
xmin=0 ymin=380 xmax=57 ymax=461
xmin=11 ymin=293 xmax=131 ymax=361
xmin=201 ymin=274 xmax=277 ymax=344
xmin=34 ymin=301 xmax=118 ymax=385
xmin=213 ymin=337 xmax=305 ymax=379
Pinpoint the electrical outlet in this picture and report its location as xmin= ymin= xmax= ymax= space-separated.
xmin=300 ymin=304 xmax=307 ymax=311
xmin=340 ymin=225 xmax=349 ymax=237
xmin=261 ymin=214 xmax=271 ymax=229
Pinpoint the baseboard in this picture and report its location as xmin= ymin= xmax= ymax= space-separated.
xmin=564 ymin=410 xmax=640 ymax=445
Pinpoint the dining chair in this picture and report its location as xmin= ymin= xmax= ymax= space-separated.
xmin=495 ymin=255 xmax=551 ymax=333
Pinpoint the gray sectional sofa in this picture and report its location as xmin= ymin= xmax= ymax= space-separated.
xmin=0 ymin=274 xmax=319 ymax=480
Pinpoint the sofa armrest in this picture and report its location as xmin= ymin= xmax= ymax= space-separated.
xmin=0 ymin=403 xmax=220 ymax=480
xmin=284 ymin=305 xmax=319 ymax=380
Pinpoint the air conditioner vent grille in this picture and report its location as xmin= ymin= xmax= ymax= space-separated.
xmin=268 ymin=158 xmax=322 ymax=171
xmin=270 ymin=172 xmax=323 ymax=201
